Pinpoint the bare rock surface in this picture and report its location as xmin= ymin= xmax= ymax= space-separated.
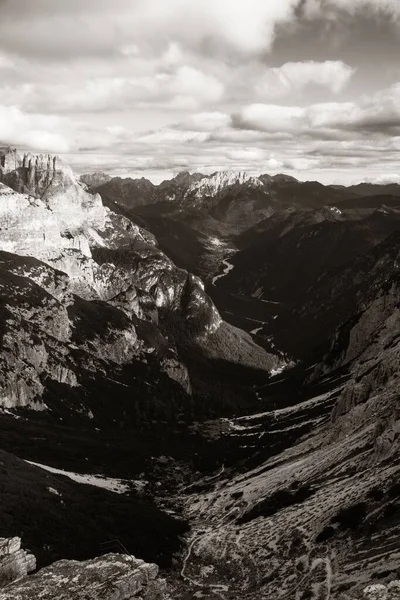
xmin=0 ymin=553 xmax=167 ymax=600
xmin=0 ymin=149 xmax=279 ymax=415
xmin=0 ymin=538 xmax=35 ymax=588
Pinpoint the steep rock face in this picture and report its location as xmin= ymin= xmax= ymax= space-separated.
xmin=0 ymin=538 xmax=35 ymax=588
xmin=185 ymin=170 xmax=263 ymax=200
xmin=0 ymin=151 xmax=280 ymax=414
xmin=0 ymin=553 xmax=167 ymax=600
xmin=0 ymin=149 xmax=21 ymax=174
xmin=0 ymin=250 xmax=194 ymax=412
xmin=0 ymin=150 xmax=107 ymax=232
xmin=220 ymin=211 xmax=400 ymax=361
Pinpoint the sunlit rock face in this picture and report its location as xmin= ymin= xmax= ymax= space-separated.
xmin=1 ymin=151 xmax=107 ymax=232
xmin=0 ymin=538 xmax=36 ymax=588
xmin=0 ymin=149 xmax=279 ymax=414
xmin=185 ymin=170 xmax=264 ymax=202
xmin=0 ymin=250 xmax=192 ymax=411
xmin=0 ymin=552 xmax=168 ymax=600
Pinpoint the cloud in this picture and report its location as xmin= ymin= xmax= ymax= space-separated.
xmin=0 ymin=53 xmax=16 ymax=70
xmin=175 ymin=112 xmax=232 ymax=132
xmin=0 ymin=105 xmax=70 ymax=152
xmin=233 ymin=104 xmax=305 ymax=132
xmin=361 ymin=173 xmax=400 ymax=184
xmin=234 ymin=81 xmax=400 ymax=136
xmin=253 ymin=60 xmax=355 ymax=100
xmin=0 ymin=0 xmax=399 ymax=186
xmin=0 ymin=0 xmax=301 ymax=61
xmin=271 ymin=61 xmax=355 ymax=94
xmin=0 ymin=63 xmax=224 ymax=114
xmin=302 ymin=0 xmax=400 ymax=20
xmin=1 ymin=0 xmax=400 ymax=66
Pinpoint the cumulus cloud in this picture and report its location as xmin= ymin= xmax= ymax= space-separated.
xmin=0 ymin=62 xmax=224 ymax=114
xmin=0 ymin=0 xmax=300 ymax=60
xmin=234 ymin=81 xmax=400 ymax=136
xmin=175 ymin=112 xmax=232 ymax=132
xmin=0 ymin=105 xmax=70 ymax=152
xmin=233 ymin=104 xmax=305 ymax=133
xmin=271 ymin=61 xmax=355 ymax=94
xmin=0 ymin=0 xmax=399 ymax=184
xmin=362 ymin=174 xmax=400 ymax=184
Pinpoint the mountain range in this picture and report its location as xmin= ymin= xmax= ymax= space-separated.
xmin=0 ymin=148 xmax=399 ymax=600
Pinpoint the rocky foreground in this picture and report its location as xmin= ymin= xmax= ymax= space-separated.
xmin=0 ymin=538 xmax=167 ymax=599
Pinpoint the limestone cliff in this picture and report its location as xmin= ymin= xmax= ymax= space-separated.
xmin=0 ymin=538 xmax=35 ymax=588
xmin=0 ymin=149 xmax=280 ymax=414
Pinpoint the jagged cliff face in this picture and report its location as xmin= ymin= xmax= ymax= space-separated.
xmin=0 ymin=150 xmax=108 ymax=297
xmin=0 ymin=538 xmax=35 ymax=588
xmin=0 ymin=149 xmax=280 ymax=414
xmin=1 ymin=152 xmax=107 ymax=231
xmin=184 ymin=170 xmax=263 ymax=200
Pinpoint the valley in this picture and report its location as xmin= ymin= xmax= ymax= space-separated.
xmin=0 ymin=149 xmax=399 ymax=599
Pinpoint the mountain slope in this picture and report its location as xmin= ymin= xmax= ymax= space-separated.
xmin=217 ymin=209 xmax=400 ymax=360
xmin=176 ymin=242 xmax=400 ymax=598
xmin=0 ymin=149 xmax=281 ymax=421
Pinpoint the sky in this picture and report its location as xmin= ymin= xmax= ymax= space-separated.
xmin=1 ymin=0 xmax=400 ymax=184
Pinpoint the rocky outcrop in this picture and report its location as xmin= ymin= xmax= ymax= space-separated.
xmin=80 ymin=172 xmax=112 ymax=189
xmin=362 ymin=581 xmax=400 ymax=600
xmin=0 ymin=538 xmax=35 ymax=588
xmin=0 ymin=149 xmax=21 ymax=174
xmin=185 ymin=170 xmax=264 ymax=201
xmin=0 ymin=553 xmax=168 ymax=599
xmin=0 ymin=150 xmax=107 ymax=232
xmin=0 ymin=249 xmax=193 ymax=411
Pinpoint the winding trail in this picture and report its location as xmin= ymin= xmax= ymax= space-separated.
xmin=180 ymin=499 xmax=244 ymax=598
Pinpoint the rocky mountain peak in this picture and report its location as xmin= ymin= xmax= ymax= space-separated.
xmin=0 ymin=150 xmax=107 ymax=273
xmin=79 ymin=172 xmax=112 ymax=188
xmin=21 ymin=152 xmax=72 ymax=176
xmin=0 ymin=147 xmax=21 ymax=174
xmin=0 ymin=149 xmax=79 ymax=201
xmin=187 ymin=170 xmax=264 ymax=200
xmin=272 ymin=173 xmax=299 ymax=183
xmin=170 ymin=170 xmax=204 ymax=187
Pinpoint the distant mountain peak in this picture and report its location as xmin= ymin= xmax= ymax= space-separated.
xmin=79 ymin=172 xmax=112 ymax=188
xmin=187 ymin=170 xmax=264 ymax=199
xmin=272 ymin=173 xmax=299 ymax=183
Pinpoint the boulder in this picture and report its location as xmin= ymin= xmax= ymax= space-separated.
xmin=0 ymin=553 xmax=167 ymax=599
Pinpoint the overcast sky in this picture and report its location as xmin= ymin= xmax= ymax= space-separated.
xmin=1 ymin=0 xmax=400 ymax=184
